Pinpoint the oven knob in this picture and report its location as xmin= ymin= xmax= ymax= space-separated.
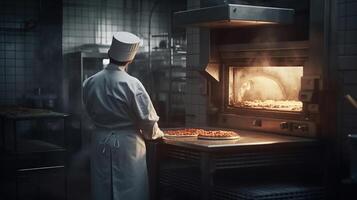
xmin=280 ymin=122 xmax=289 ymax=130
xmin=297 ymin=124 xmax=309 ymax=132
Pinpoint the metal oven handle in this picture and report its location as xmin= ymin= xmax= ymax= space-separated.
xmin=345 ymin=94 xmax=357 ymax=109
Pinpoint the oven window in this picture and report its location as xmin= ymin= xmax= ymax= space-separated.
xmin=228 ymin=66 xmax=303 ymax=112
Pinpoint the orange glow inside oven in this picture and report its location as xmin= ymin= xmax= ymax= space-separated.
xmin=228 ymin=66 xmax=303 ymax=112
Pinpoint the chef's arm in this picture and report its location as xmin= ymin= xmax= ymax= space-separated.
xmin=132 ymin=85 xmax=164 ymax=140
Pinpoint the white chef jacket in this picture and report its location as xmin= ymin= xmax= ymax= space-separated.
xmin=83 ymin=63 xmax=163 ymax=140
xmin=83 ymin=63 xmax=164 ymax=200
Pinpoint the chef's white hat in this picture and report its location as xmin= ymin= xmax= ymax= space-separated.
xmin=108 ymin=32 xmax=140 ymax=62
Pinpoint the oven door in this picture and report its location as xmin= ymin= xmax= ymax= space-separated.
xmin=217 ymin=64 xmax=317 ymax=137
xmin=224 ymin=65 xmax=304 ymax=120
xmin=217 ymin=41 xmax=312 ymax=120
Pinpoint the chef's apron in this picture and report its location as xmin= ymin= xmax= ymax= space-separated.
xmin=91 ymin=127 xmax=149 ymax=200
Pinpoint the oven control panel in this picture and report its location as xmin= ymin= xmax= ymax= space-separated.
xmin=218 ymin=114 xmax=317 ymax=137
xmin=280 ymin=122 xmax=309 ymax=133
xmin=299 ymin=76 xmax=321 ymax=114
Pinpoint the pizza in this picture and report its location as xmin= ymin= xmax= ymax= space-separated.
xmin=198 ymin=130 xmax=238 ymax=137
xmin=198 ymin=130 xmax=240 ymax=140
xmin=164 ymin=128 xmax=240 ymax=140
xmin=164 ymin=128 xmax=204 ymax=137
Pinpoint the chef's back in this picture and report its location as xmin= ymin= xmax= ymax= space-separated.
xmin=83 ymin=68 xmax=141 ymax=129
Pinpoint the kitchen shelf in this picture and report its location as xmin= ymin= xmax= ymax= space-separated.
xmin=159 ymin=91 xmax=185 ymax=95
xmin=155 ymin=66 xmax=186 ymax=71
xmin=159 ymin=77 xmax=187 ymax=82
xmin=151 ymin=33 xmax=169 ymax=38
xmin=15 ymin=139 xmax=66 ymax=154
xmin=0 ymin=107 xmax=69 ymax=200
xmin=1 ymin=118 xmax=68 ymax=154
xmin=150 ymin=38 xmax=186 ymax=127
xmin=0 ymin=107 xmax=68 ymax=119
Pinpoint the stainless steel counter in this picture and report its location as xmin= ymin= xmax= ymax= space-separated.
xmin=156 ymin=129 xmax=322 ymax=200
xmin=163 ymin=129 xmax=318 ymax=151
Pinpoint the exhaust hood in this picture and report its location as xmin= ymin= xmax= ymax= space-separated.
xmin=174 ymin=4 xmax=294 ymax=28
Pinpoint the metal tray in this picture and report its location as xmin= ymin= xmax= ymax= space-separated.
xmin=197 ymin=135 xmax=240 ymax=140
xmin=163 ymin=127 xmax=241 ymax=140
xmin=164 ymin=135 xmax=198 ymax=139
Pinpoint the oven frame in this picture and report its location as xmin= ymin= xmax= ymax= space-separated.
xmin=207 ymin=41 xmax=320 ymax=137
xmin=216 ymin=40 xmax=312 ymax=121
xmin=191 ymin=0 xmax=330 ymax=139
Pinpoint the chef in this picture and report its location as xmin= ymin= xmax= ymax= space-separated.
xmin=83 ymin=31 xmax=164 ymax=200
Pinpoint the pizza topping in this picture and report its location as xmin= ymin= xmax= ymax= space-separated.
xmin=198 ymin=130 xmax=238 ymax=137
xmin=164 ymin=128 xmax=204 ymax=136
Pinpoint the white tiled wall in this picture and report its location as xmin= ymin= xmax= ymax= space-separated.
xmin=62 ymin=0 xmax=170 ymax=53
xmin=337 ymin=0 xmax=357 ymax=144
xmin=185 ymin=0 xmax=209 ymax=127
xmin=0 ymin=0 xmax=40 ymax=105
xmin=0 ymin=0 xmax=181 ymax=106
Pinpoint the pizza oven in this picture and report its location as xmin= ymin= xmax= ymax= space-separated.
xmin=174 ymin=0 xmax=327 ymax=138
xmin=214 ymin=40 xmax=321 ymax=138
xmin=155 ymin=2 xmax=331 ymax=199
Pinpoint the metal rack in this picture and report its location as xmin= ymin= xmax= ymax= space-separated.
xmin=63 ymin=51 xmax=108 ymax=148
xmin=145 ymin=0 xmax=187 ymax=127
xmin=149 ymin=32 xmax=186 ymax=127
xmin=0 ymin=107 xmax=69 ymax=200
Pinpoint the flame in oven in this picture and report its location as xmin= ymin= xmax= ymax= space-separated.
xmin=229 ymin=66 xmax=303 ymax=112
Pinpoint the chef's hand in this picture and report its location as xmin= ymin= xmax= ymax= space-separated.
xmin=141 ymin=129 xmax=164 ymax=141
xmin=152 ymin=135 xmax=164 ymax=142
xmin=157 ymin=136 xmax=165 ymax=142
